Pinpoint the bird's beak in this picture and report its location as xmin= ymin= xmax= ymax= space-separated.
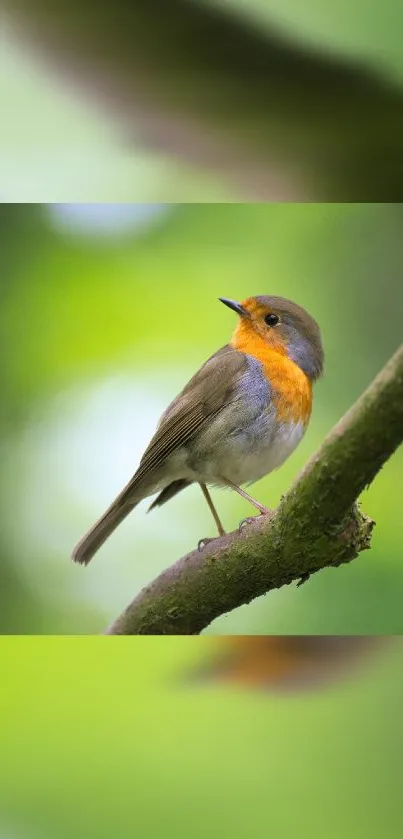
xmin=219 ymin=298 xmax=250 ymax=318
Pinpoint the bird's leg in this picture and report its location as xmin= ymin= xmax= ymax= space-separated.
xmin=200 ymin=483 xmax=226 ymax=536
xmin=198 ymin=483 xmax=226 ymax=550
xmin=221 ymin=477 xmax=270 ymax=514
xmin=219 ymin=476 xmax=270 ymax=532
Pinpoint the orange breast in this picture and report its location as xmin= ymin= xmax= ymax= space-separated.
xmin=231 ymin=329 xmax=312 ymax=425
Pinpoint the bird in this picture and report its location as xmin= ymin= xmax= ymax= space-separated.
xmin=72 ymin=295 xmax=324 ymax=565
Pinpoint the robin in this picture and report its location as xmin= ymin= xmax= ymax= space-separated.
xmin=72 ymin=295 xmax=324 ymax=565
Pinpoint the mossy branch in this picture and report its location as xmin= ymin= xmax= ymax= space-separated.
xmin=106 ymin=344 xmax=403 ymax=635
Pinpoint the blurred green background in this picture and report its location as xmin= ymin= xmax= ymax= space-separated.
xmin=1 ymin=637 xmax=403 ymax=839
xmin=0 ymin=202 xmax=402 ymax=634
xmin=3 ymin=0 xmax=403 ymax=201
xmin=207 ymin=0 xmax=403 ymax=80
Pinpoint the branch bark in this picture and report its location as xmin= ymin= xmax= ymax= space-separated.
xmin=9 ymin=0 xmax=403 ymax=199
xmin=106 ymin=344 xmax=403 ymax=635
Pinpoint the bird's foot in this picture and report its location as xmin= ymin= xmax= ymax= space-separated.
xmin=238 ymin=508 xmax=270 ymax=533
xmin=238 ymin=516 xmax=258 ymax=533
xmin=198 ymin=537 xmax=217 ymax=552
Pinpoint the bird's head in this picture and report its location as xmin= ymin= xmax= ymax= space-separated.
xmin=220 ymin=295 xmax=324 ymax=381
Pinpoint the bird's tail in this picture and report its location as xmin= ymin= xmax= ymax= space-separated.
xmin=72 ymin=497 xmax=137 ymax=565
xmin=147 ymin=479 xmax=191 ymax=511
xmin=72 ymin=477 xmax=192 ymax=565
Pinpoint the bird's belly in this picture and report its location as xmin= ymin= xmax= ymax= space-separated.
xmin=189 ymin=408 xmax=306 ymax=486
xmin=178 ymin=354 xmax=308 ymax=487
xmin=220 ymin=418 xmax=305 ymax=485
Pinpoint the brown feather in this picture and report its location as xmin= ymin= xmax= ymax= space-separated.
xmin=72 ymin=345 xmax=247 ymax=564
xmin=148 ymin=479 xmax=191 ymax=511
xmin=114 ymin=345 xmax=247 ymax=496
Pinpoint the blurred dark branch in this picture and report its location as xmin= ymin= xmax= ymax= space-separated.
xmin=107 ymin=345 xmax=403 ymax=635
xmin=9 ymin=0 xmax=403 ymax=198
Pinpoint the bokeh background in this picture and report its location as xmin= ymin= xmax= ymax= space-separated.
xmin=3 ymin=0 xmax=403 ymax=200
xmin=1 ymin=636 xmax=403 ymax=839
xmin=1 ymin=202 xmax=402 ymax=634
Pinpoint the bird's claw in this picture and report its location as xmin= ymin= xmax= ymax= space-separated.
xmin=238 ymin=508 xmax=271 ymax=533
xmin=238 ymin=516 xmax=258 ymax=533
xmin=198 ymin=537 xmax=216 ymax=552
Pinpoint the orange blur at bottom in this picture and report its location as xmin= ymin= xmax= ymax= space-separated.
xmin=189 ymin=636 xmax=388 ymax=693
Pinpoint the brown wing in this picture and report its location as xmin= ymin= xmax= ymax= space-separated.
xmin=71 ymin=345 xmax=247 ymax=565
xmin=125 ymin=344 xmax=247 ymax=491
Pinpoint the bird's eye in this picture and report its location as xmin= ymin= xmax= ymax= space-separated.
xmin=264 ymin=313 xmax=280 ymax=327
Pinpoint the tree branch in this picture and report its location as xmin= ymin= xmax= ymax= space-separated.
xmin=9 ymin=0 xmax=403 ymax=199
xmin=106 ymin=344 xmax=403 ymax=635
